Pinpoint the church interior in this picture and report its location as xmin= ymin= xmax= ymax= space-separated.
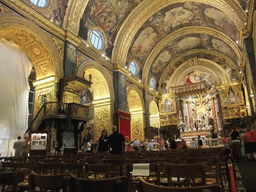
xmin=1 ymin=0 xmax=256 ymax=191
xmin=0 ymin=0 xmax=256 ymax=155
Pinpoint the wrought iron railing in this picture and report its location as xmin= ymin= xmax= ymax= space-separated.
xmin=29 ymin=102 xmax=90 ymax=132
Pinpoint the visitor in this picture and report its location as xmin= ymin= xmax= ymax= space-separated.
xmin=108 ymin=125 xmax=125 ymax=155
xmin=180 ymin=139 xmax=187 ymax=149
xmin=133 ymin=138 xmax=140 ymax=151
xmin=159 ymin=137 xmax=165 ymax=151
xmin=22 ymin=135 xmax=30 ymax=157
xmin=13 ymin=136 xmax=23 ymax=157
xmin=222 ymin=135 xmax=229 ymax=147
xmin=169 ymin=138 xmax=177 ymax=149
xmin=243 ymin=128 xmax=253 ymax=161
xmin=190 ymin=137 xmax=197 ymax=148
xmin=149 ymin=139 xmax=154 ymax=151
xmin=86 ymin=140 xmax=93 ymax=153
xmin=249 ymin=125 xmax=256 ymax=160
xmin=197 ymin=135 xmax=203 ymax=148
xmin=230 ymin=127 xmax=242 ymax=162
xmin=95 ymin=129 xmax=109 ymax=159
xmin=144 ymin=139 xmax=149 ymax=151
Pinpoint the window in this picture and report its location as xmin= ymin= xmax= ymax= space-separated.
xmin=31 ymin=0 xmax=48 ymax=7
xmin=150 ymin=77 xmax=156 ymax=88
xmin=90 ymin=30 xmax=104 ymax=50
xmin=130 ymin=61 xmax=138 ymax=75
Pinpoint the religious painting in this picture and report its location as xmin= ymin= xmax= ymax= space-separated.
xmin=80 ymin=89 xmax=93 ymax=105
xmin=229 ymin=88 xmax=236 ymax=104
xmin=185 ymin=70 xmax=216 ymax=90
xmin=128 ymin=2 xmax=239 ymax=68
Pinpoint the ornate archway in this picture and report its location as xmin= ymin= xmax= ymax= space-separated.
xmin=78 ymin=61 xmax=114 ymax=141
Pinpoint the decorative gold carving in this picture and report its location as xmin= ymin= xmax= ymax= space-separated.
xmin=63 ymin=0 xmax=89 ymax=35
xmin=0 ymin=4 xmax=14 ymax=13
xmin=131 ymin=113 xmax=144 ymax=141
xmin=83 ymin=68 xmax=110 ymax=99
xmin=94 ymin=105 xmax=110 ymax=141
xmin=127 ymin=90 xmax=143 ymax=112
xmin=149 ymin=101 xmax=160 ymax=128
xmin=0 ymin=15 xmax=63 ymax=79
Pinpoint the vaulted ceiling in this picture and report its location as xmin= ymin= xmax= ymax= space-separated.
xmin=20 ymin=0 xmax=254 ymax=94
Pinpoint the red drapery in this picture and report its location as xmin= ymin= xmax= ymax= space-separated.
xmin=118 ymin=111 xmax=131 ymax=141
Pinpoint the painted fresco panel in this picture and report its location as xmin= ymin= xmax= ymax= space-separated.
xmin=166 ymin=52 xmax=240 ymax=83
xmin=80 ymin=0 xmax=143 ymax=41
xmin=22 ymin=0 xmax=68 ymax=27
xmin=148 ymin=34 xmax=238 ymax=85
xmin=128 ymin=2 xmax=239 ymax=71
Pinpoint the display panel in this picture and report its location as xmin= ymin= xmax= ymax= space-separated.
xmin=30 ymin=133 xmax=47 ymax=150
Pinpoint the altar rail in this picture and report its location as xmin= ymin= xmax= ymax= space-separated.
xmin=29 ymin=102 xmax=90 ymax=132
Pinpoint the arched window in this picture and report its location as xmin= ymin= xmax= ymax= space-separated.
xmin=90 ymin=30 xmax=104 ymax=50
xmin=150 ymin=77 xmax=156 ymax=88
xmin=30 ymin=0 xmax=48 ymax=7
xmin=130 ymin=61 xmax=138 ymax=75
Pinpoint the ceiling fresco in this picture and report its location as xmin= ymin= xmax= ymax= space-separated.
xmin=128 ymin=2 xmax=239 ymax=64
xmin=22 ymin=0 xmax=68 ymax=27
xmin=148 ymin=34 xmax=238 ymax=82
xmin=162 ymin=52 xmax=240 ymax=85
xmin=185 ymin=70 xmax=216 ymax=90
xmin=81 ymin=0 xmax=143 ymax=41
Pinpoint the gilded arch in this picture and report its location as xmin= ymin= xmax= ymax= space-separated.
xmin=77 ymin=60 xmax=115 ymax=141
xmin=0 ymin=14 xmax=62 ymax=80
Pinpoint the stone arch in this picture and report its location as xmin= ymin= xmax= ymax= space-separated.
xmin=149 ymin=100 xmax=160 ymax=128
xmin=0 ymin=14 xmax=62 ymax=80
xmin=127 ymin=85 xmax=145 ymax=141
xmin=77 ymin=60 xmax=114 ymax=141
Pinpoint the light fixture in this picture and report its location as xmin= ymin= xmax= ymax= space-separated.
xmin=236 ymin=40 xmax=239 ymax=44
xmin=139 ymin=79 xmax=141 ymax=83
xmin=102 ymin=54 xmax=105 ymax=57
xmin=125 ymin=66 xmax=127 ymax=69
xmin=129 ymin=73 xmax=131 ymax=76
xmin=246 ymin=9 xmax=248 ymax=13
xmin=239 ymin=71 xmax=242 ymax=73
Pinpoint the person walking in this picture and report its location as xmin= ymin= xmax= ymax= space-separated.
xmin=108 ymin=125 xmax=125 ymax=155
xmin=95 ymin=129 xmax=109 ymax=159
xmin=13 ymin=136 xmax=23 ymax=157
xmin=243 ymin=128 xmax=253 ymax=160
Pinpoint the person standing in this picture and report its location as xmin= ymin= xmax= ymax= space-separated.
xmin=243 ymin=128 xmax=253 ymax=160
xmin=190 ymin=138 xmax=197 ymax=148
xmin=108 ymin=125 xmax=125 ymax=155
xmin=13 ymin=136 xmax=23 ymax=157
xmin=133 ymin=138 xmax=140 ymax=151
xmin=95 ymin=129 xmax=109 ymax=159
xmin=197 ymin=135 xmax=203 ymax=148
xmin=230 ymin=127 xmax=242 ymax=162
xmin=249 ymin=126 xmax=256 ymax=160
xmin=22 ymin=135 xmax=30 ymax=157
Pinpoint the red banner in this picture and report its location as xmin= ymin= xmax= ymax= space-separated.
xmin=118 ymin=111 xmax=131 ymax=141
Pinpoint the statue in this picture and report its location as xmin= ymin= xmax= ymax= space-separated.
xmin=177 ymin=120 xmax=185 ymax=133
